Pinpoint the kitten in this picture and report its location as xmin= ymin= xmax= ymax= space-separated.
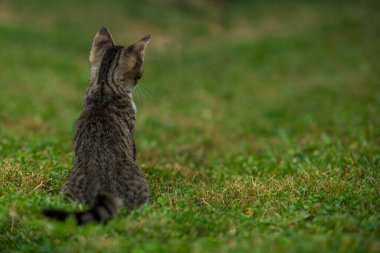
xmin=43 ymin=27 xmax=151 ymax=225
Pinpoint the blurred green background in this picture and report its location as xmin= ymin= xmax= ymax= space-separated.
xmin=0 ymin=1 xmax=379 ymax=252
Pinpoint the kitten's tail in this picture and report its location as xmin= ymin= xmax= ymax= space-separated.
xmin=43 ymin=192 xmax=122 ymax=225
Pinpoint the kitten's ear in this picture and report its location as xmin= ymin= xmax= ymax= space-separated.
xmin=133 ymin=34 xmax=151 ymax=58
xmin=89 ymin=27 xmax=115 ymax=64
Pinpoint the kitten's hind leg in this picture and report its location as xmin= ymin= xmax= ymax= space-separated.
xmin=62 ymin=170 xmax=98 ymax=205
xmin=115 ymin=162 xmax=149 ymax=210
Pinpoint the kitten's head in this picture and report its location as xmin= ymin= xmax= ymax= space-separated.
xmin=89 ymin=27 xmax=150 ymax=90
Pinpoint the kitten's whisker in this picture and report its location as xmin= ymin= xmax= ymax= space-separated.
xmin=140 ymin=86 xmax=150 ymax=102
xmin=143 ymin=56 xmax=157 ymax=61
xmin=132 ymin=87 xmax=138 ymax=101
xmin=133 ymin=86 xmax=143 ymax=102
xmin=139 ymin=84 xmax=153 ymax=100
xmin=139 ymin=88 xmax=149 ymax=102
xmin=140 ymin=87 xmax=146 ymax=102
xmin=137 ymin=85 xmax=147 ymax=102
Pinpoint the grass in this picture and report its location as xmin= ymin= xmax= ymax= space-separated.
xmin=0 ymin=0 xmax=379 ymax=252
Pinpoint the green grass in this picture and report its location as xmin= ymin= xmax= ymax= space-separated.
xmin=0 ymin=0 xmax=379 ymax=252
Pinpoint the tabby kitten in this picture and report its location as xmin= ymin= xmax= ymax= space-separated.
xmin=43 ymin=27 xmax=150 ymax=225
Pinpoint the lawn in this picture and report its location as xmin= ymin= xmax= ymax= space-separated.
xmin=0 ymin=0 xmax=379 ymax=252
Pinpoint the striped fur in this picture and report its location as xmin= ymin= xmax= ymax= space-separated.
xmin=43 ymin=27 xmax=151 ymax=225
